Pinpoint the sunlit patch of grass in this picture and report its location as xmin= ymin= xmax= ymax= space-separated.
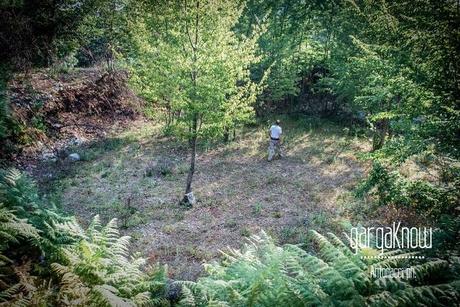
xmin=162 ymin=224 xmax=176 ymax=234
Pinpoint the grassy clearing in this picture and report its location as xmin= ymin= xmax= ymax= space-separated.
xmin=42 ymin=115 xmax=370 ymax=280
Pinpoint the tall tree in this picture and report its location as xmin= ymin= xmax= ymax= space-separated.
xmin=78 ymin=0 xmax=133 ymax=70
xmin=240 ymin=0 xmax=323 ymax=107
xmin=130 ymin=0 xmax=264 ymax=205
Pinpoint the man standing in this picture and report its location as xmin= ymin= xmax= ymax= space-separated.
xmin=268 ymin=120 xmax=282 ymax=161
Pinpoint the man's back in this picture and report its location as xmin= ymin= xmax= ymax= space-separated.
xmin=270 ymin=125 xmax=282 ymax=139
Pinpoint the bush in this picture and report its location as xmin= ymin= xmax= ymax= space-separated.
xmin=0 ymin=65 xmax=21 ymax=160
xmin=356 ymin=162 xmax=459 ymax=219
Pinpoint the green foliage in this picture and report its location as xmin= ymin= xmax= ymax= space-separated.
xmin=130 ymin=0 xmax=264 ymax=140
xmin=0 ymin=65 xmax=9 ymax=141
xmin=356 ymin=161 xmax=460 ymax=220
xmin=52 ymin=215 xmax=167 ymax=306
xmin=0 ymin=169 xmax=55 ymax=306
xmin=0 ymin=169 xmax=168 ymax=306
xmin=2 ymin=1 xmax=460 ymax=305
xmin=0 ymin=64 xmax=21 ymax=160
xmin=178 ymin=230 xmax=460 ymax=306
xmin=129 ymin=0 xmax=267 ymax=197
xmin=0 ymin=204 xmax=39 ymax=251
xmin=76 ymin=0 xmax=135 ymax=69
xmin=239 ymin=0 xmax=324 ymax=104
xmin=0 ymin=168 xmax=71 ymax=257
xmin=431 ymin=215 xmax=460 ymax=259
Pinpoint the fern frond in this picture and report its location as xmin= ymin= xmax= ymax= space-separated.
xmin=185 ymin=230 xmax=460 ymax=306
xmin=102 ymin=218 xmax=120 ymax=242
xmin=93 ymin=284 xmax=136 ymax=307
xmin=178 ymin=285 xmax=197 ymax=306
xmin=53 ymin=219 xmax=86 ymax=239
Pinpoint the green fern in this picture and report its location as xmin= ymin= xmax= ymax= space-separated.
xmin=0 ymin=204 xmax=39 ymax=249
xmin=52 ymin=215 xmax=167 ymax=306
xmin=0 ymin=169 xmax=167 ymax=306
xmin=177 ymin=230 xmax=460 ymax=306
xmin=0 ymin=168 xmax=73 ymax=260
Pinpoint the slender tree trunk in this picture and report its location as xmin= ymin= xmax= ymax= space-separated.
xmin=185 ymin=113 xmax=198 ymax=194
xmin=223 ymin=126 xmax=230 ymax=143
xmin=182 ymin=0 xmax=200 ymax=206
xmin=372 ymin=118 xmax=389 ymax=151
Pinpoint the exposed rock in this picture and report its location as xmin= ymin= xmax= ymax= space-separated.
xmin=68 ymin=153 xmax=80 ymax=161
xmin=70 ymin=137 xmax=85 ymax=146
xmin=41 ymin=151 xmax=56 ymax=161
xmin=51 ymin=123 xmax=62 ymax=129
xmin=181 ymin=192 xmax=196 ymax=207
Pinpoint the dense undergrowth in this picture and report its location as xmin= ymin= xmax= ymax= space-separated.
xmin=180 ymin=231 xmax=460 ymax=306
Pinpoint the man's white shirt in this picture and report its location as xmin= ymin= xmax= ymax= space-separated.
xmin=270 ymin=125 xmax=282 ymax=139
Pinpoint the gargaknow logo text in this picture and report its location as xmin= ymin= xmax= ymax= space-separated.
xmin=346 ymin=222 xmax=433 ymax=254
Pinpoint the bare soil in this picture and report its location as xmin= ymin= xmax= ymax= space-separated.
xmin=7 ymin=68 xmax=141 ymax=168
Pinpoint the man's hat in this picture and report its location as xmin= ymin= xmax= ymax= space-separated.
xmin=276 ymin=119 xmax=280 ymax=125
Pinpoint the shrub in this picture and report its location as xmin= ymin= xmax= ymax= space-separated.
xmin=356 ymin=162 xmax=459 ymax=219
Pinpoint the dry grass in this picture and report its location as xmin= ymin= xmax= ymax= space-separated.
xmin=46 ymin=116 xmax=371 ymax=280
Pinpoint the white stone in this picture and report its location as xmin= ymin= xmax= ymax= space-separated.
xmin=68 ymin=153 xmax=80 ymax=161
xmin=183 ymin=192 xmax=196 ymax=206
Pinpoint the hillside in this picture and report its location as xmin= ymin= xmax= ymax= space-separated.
xmin=5 ymin=68 xmax=140 ymax=164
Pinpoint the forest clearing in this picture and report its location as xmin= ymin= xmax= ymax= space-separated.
xmin=38 ymin=116 xmax=368 ymax=279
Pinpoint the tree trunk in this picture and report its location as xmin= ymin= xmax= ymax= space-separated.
xmin=223 ymin=127 xmax=230 ymax=143
xmin=184 ymin=134 xmax=197 ymax=194
xmin=372 ymin=118 xmax=389 ymax=151
xmin=184 ymin=113 xmax=198 ymax=199
xmin=181 ymin=0 xmax=199 ymax=206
